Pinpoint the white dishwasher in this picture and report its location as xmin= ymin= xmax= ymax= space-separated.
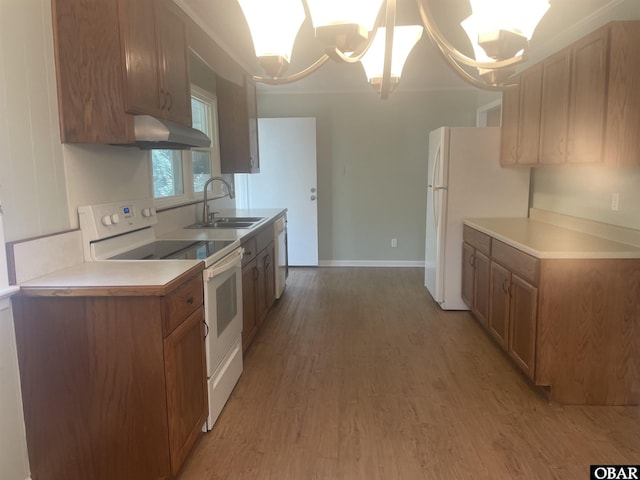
xmin=274 ymin=215 xmax=287 ymax=298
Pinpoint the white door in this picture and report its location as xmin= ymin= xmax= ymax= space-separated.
xmin=245 ymin=117 xmax=318 ymax=266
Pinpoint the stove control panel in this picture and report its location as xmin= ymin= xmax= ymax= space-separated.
xmin=79 ymin=199 xmax=158 ymax=243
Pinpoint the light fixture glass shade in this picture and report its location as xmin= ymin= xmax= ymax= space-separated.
xmin=361 ymin=26 xmax=424 ymax=82
xmin=238 ymin=0 xmax=305 ymax=62
xmin=462 ymin=0 xmax=550 ymax=42
xmin=306 ymin=0 xmax=384 ymax=31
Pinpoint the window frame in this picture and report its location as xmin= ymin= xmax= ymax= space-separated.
xmin=150 ymin=85 xmax=221 ymax=208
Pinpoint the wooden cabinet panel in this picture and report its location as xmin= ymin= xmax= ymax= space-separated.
xmin=163 ymin=272 xmax=204 ymax=335
xmin=516 ymin=64 xmax=543 ymax=165
xmin=491 ymin=240 xmax=539 ymax=286
xmin=474 ymin=251 xmax=490 ymax=328
xmin=508 ymin=275 xmax=538 ymax=379
xmin=463 ymin=225 xmax=491 ymax=256
xmin=567 ymin=28 xmax=609 ymax=165
xmin=539 ymin=50 xmax=571 ymax=164
xmin=461 ymin=242 xmax=474 ymax=308
xmin=488 ymin=262 xmax=510 ymax=349
xmin=500 ymin=82 xmax=520 ymax=166
xmin=12 ymin=271 xmax=207 ymax=479
xmin=156 ymin=0 xmax=192 ymax=126
xmin=164 ymin=306 xmax=207 ymax=475
xmin=218 ymin=76 xmax=260 ymax=174
xmin=605 ymin=22 xmax=640 ymax=166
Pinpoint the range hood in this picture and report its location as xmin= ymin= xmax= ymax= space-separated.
xmin=132 ymin=115 xmax=211 ymax=150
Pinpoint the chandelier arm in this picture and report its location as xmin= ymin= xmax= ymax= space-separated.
xmin=251 ymin=54 xmax=331 ymax=85
xmin=380 ymin=0 xmax=395 ymax=99
xmin=328 ymin=5 xmax=387 ymax=64
xmin=416 ymin=0 xmax=524 ymax=70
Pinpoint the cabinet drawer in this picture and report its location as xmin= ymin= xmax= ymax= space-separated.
xmin=241 ymin=236 xmax=257 ymax=267
xmin=463 ymin=225 xmax=491 ymax=256
xmin=256 ymin=223 xmax=275 ymax=253
xmin=162 ymin=274 xmax=204 ymax=336
xmin=491 ymin=240 xmax=539 ymax=286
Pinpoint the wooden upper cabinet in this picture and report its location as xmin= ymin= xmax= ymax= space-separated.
xmin=52 ymin=0 xmax=192 ymax=145
xmin=119 ymin=0 xmax=192 ymax=126
xmin=499 ymin=65 xmax=542 ymax=167
xmin=503 ymin=21 xmax=640 ymax=167
xmin=500 ymin=81 xmax=520 ymax=166
xmin=539 ymin=50 xmax=571 ymax=165
xmin=155 ymin=0 xmax=192 ymax=126
xmin=218 ymin=76 xmax=260 ymax=174
xmin=566 ymin=28 xmax=608 ymax=165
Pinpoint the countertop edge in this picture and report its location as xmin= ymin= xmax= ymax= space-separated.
xmin=463 ymin=218 xmax=640 ymax=259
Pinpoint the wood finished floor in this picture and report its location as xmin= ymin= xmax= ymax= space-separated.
xmin=178 ymin=267 xmax=640 ymax=480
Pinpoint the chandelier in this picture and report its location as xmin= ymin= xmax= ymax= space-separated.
xmin=237 ymin=0 xmax=551 ymax=99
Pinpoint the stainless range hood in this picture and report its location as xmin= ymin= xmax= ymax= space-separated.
xmin=132 ymin=115 xmax=211 ymax=150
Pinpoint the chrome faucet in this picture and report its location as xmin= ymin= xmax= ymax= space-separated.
xmin=202 ymin=176 xmax=235 ymax=224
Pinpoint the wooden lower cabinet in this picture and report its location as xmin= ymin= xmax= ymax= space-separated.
xmin=488 ymin=261 xmax=511 ymax=350
xmin=461 ymin=227 xmax=491 ymax=328
xmin=12 ymin=268 xmax=207 ymax=480
xmin=241 ymin=223 xmax=277 ymax=352
xmin=464 ymin=224 xmax=640 ymax=405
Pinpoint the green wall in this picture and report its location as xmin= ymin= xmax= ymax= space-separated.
xmin=531 ymin=165 xmax=640 ymax=230
xmin=258 ymin=89 xmax=479 ymax=264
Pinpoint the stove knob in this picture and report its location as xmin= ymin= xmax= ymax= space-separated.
xmin=142 ymin=207 xmax=151 ymax=217
xmin=111 ymin=213 xmax=121 ymax=224
xmin=101 ymin=215 xmax=112 ymax=226
xmin=150 ymin=207 xmax=156 ymax=216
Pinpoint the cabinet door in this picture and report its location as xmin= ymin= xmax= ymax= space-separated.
xmin=164 ymin=306 xmax=208 ymax=476
xmin=489 ymin=262 xmax=510 ymax=349
xmin=156 ymin=0 xmax=192 ymax=126
xmin=508 ymin=275 xmax=538 ymax=379
xmin=567 ymin=28 xmax=609 ymax=164
xmin=539 ymin=50 xmax=571 ymax=164
xmin=461 ymin=243 xmax=475 ymax=308
xmin=241 ymin=259 xmax=258 ymax=351
xmin=118 ymin=0 xmax=163 ymax=118
xmin=500 ymin=81 xmax=520 ymax=166
xmin=256 ymin=248 xmax=268 ymax=324
xmin=474 ymin=251 xmax=491 ymax=329
xmin=263 ymin=242 xmax=276 ymax=312
xmin=516 ymin=64 xmax=543 ymax=165
xmin=218 ymin=76 xmax=252 ymax=174
xmin=246 ymin=77 xmax=260 ymax=173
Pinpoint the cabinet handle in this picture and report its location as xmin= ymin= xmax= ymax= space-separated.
xmin=558 ymin=138 xmax=564 ymax=155
xmin=567 ymin=138 xmax=574 ymax=155
xmin=469 ymin=253 xmax=475 ymax=267
xmin=502 ymin=278 xmax=509 ymax=294
xmin=249 ymin=157 xmax=254 ymax=168
xmin=245 ymin=251 xmax=252 ymax=257
xmin=186 ymin=296 xmax=194 ymax=305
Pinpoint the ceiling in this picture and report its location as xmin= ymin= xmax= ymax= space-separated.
xmin=177 ymin=0 xmax=638 ymax=95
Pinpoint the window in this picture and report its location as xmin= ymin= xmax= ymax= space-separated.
xmin=151 ymin=86 xmax=220 ymax=205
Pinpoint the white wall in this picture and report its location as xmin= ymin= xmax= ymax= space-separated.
xmin=258 ymin=89 xmax=479 ymax=263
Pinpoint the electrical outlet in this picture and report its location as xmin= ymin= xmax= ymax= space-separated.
xmin=611 ymin=193 xmax=620 ymax=211
xmin=391 ymin=238 xmax=398 ymax=248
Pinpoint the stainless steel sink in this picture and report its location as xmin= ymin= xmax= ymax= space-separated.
xmin=185 ymin=216 xmax=265 ymax=229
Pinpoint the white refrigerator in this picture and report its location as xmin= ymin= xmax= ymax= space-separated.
xmin=424 ymin=127 xmax=530 ymax=310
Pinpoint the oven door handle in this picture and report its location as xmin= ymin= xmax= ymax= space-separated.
xmin=206 ymin=248 xmax=244 ymax=280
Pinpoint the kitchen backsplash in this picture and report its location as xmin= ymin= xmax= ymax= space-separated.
xmin=531 ymin=165 xmax=640 ymax=231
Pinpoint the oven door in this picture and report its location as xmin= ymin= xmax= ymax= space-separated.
xmin=203 ymin=247 xmax=243 ymax=378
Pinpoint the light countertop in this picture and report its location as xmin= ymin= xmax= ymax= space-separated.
xmin=15 ymin=209 xmax=287 ymax=296
xmin=464 ymin=217 xmax=640 ymax=259
xmin=16 ymin=261 xmax=204 ymax=296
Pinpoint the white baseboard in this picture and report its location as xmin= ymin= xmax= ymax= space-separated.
xmin=317 ymin=260 xmax=425 ymax=268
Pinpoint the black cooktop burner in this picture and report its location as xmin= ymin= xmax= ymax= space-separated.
xmin=109 ymin=240 xmax=236 ymax=260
